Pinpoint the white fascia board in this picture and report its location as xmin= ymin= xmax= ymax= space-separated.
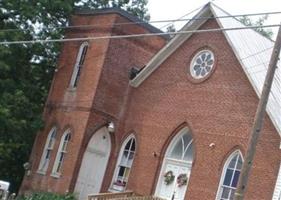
xmin=130 ymin=4 xmax=212 ymax=87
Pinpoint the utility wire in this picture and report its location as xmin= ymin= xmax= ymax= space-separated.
xmin=158 ymin=4 xmax=204 ymax=30
xmin=1 ymin=10 xmax=281 ymax=33
xmin=1 ymin=24 xmax=280 ymax=45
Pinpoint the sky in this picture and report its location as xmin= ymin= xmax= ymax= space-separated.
xmin=147 ymin=0 xmax=281 ymax=37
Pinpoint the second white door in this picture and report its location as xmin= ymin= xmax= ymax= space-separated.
xmin=74 ymin=127 xmax=111 ymax=200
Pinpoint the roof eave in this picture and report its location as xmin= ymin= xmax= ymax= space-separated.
xmin=74 ymin=7 xmax=169 ymax=40
xmin=130 ymin=3 xmax=213 ymax=87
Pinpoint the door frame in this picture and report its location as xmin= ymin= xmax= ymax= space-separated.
xmin=155 ymin=158 xmax=192 ymax=198
xmin=154 ymin=127 xmax=194 ymax=199
xmin=74 ymin=126 xmax=112 ymax=199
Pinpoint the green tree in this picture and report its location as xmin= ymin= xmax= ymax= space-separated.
xmin=166 ymin=24 xmax=176 ymax=38
xmin=239 ymin=15 xmax=273 ymax=39
xmin=0 ymin=0 xmax=149 ymax=193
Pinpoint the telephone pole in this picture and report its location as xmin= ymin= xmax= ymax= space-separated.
xmin=234 ymin=23 xmax=281 ymax=200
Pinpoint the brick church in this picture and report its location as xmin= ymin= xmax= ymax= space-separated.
xmin=20 ymin=3 xmax=281 ymax=200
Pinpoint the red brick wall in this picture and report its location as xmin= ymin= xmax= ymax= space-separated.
xmin=21 ymin=12 xmax=281 ymax=200
xmin=21 ymin=11 xmax=167 ymax=195
xmin=72 ymin=14 xmax=166 ymax=193
xmin=20 ymin=13 xmax=115 ymax=194
xmin=120 ymin=19 xmax=281 ymax=200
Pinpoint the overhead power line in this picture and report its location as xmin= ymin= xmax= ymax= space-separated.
xmin=1 ymin=10 xmax=281 ymax=33
xmin=159 ymin=4 xmax=204 ymax=30
xmin=0 ymin=24 xmax=280 ymax=45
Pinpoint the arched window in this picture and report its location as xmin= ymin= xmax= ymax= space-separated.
xmin=70 ymin=42 xmax=88 ymax=88
xmin=37 ymin=127 xmax=57 ymax=174
xmin=216 ymin=150 xmax=243 ymax=200
xmin=166 ymin=131 xmax=193 ymax=162
xmin=52 ymin=129 xmax=71 ymax=176
xmin=111 ymin=135 xmax=136 ymax=192
xmin=155 ymin=127 xmax=193 ymax=200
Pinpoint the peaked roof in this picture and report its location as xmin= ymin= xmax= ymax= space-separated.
xmin=130 ymin=3 xmax=281 ymax=137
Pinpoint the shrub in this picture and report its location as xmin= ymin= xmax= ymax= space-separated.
xmin=17 ymin=192 xmax=76 ymax=200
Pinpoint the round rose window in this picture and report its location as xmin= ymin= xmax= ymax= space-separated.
xmin=190 ymin=50 xmax=215 ymax=79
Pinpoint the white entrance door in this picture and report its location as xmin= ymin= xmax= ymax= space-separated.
xmin=157 ymin=161 xmax=191 ymax=200
xmin=155 ymin=128 xmax=194 ymax=200
xmin=74 ymin=127 xmax=111 ymax=200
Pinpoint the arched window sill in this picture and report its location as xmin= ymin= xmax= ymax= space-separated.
xmin=66 ymin=87 xmax=77 ymax=93
xmin=108 ymin=187 xmax=126 ymax=193
xmin=36 ymin=170 xmax=46 ymax=176
xmin=50 ymin=172 xmax=61 ymax=179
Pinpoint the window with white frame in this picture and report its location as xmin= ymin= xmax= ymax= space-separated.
xmin=70 ymin=42 xmax=89 ymax=88
xmin=167 ymin=132 xmax=193 ymax=162
xmin=52 ymin=130 xmax=71 ymax=176
xmin=37 ymin=127 xmax=57 ymax=174
xmin=216 ymin=150 xmax=243 ymax=200
xmin=111 ymin=135 xmax=136 ymax=192
xmin=190 ymin=49 xmax=215 ymax=79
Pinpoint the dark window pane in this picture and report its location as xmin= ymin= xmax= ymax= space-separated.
xmin=125 ymin=139 xmax=132 ymax=150
xmin=206 ymin=66 xmax=211 ymax=72
xmin=194 ymin=64 xmax=200 ymax=70
xmin=231 ymin=171 xmax=240 ymax=187
xmin=131 ymin=139 xmax=136 ymax=151
xmin=195 ymin=68 xmax=201 ymax=76
xmin=196 ymin=58 xmax=202 ymax=64
xmin=223 ymin=169 xmax=233 ymax=186
xmin=79 ymin=46 xmax=88 ymax=65
xmin=207 ymin=60 xmax=214 ymax=65
xmin=56 ymin=163 xmax=61 ymax=172
xmin=63 ymin=133 xmax=69 ymax=142
xmin=51 ymin=129 xmax=56 ymax=138
xmin=201 ymin=53 xmax=206 ymax=61
xmin=201 ymin=68 xmax=206 ymax=76
xmin=118 ymin=166 xmax=125 ymax=176
xmin=46 ymin=150 xmax=51 ymax=159
xmin=59 ymin=153 xmax=64 ymax=162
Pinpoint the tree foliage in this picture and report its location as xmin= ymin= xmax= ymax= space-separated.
xmin=239 ymin=15 xmax=273 ymax=39
xmin=0 ymin=0 xmax=149 ymax=193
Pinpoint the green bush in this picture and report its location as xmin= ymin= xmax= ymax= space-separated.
xmin=17 ymin=192 xmax=76 ymax=200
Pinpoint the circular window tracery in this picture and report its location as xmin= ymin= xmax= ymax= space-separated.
xmin=190 ymin=50 xmax=215 ymax=79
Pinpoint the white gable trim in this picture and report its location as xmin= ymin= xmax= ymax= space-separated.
xmin=129 ymin=3 xmax=281 ymax=138
xmin=129 ymin=3 xmax=212 ymax=87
